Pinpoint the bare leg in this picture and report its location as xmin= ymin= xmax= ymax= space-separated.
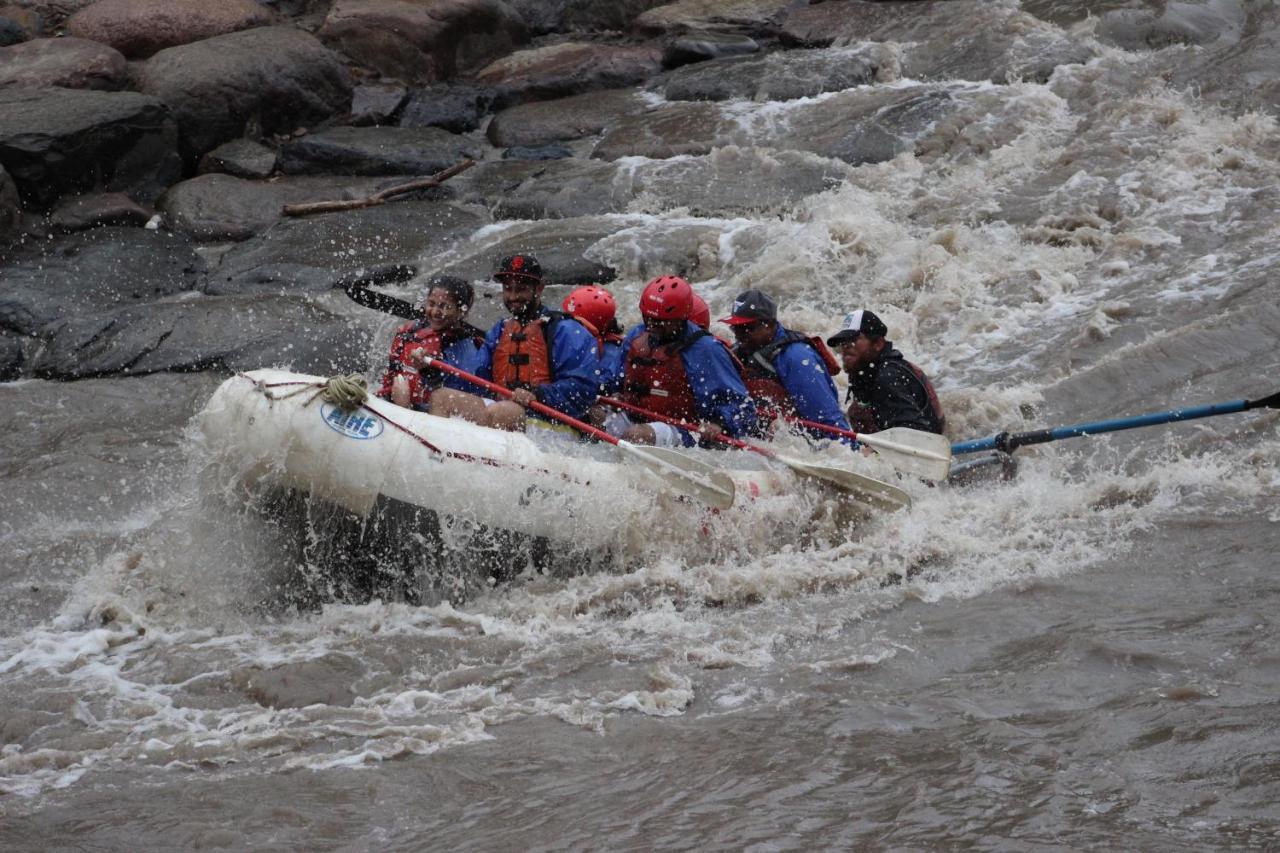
xmin=430 ymin=389 xmax=528 ymax=432
xmin=391 ymin=375 xmax=411 ymax=408
xmin=620 ymin=423 xmax=657 ymax=445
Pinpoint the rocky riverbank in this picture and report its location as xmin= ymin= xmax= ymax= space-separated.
xmin=2 ymin=0 xmax=1276 ymax=383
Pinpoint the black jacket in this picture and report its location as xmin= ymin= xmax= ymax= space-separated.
xmin=845 ymin=344 xmax=945 ymax=434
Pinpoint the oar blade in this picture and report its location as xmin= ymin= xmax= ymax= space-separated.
xmin=858 ymin=427 xmax=953 ymax=481
xmin=778 ymin=455 xmax=912 ymax=511
xmin=618 ymin=442 xmax=736 ymax=510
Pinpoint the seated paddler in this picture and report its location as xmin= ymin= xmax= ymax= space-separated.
xmin=376 ymin=275 xmax=485 ymax=411
xmin=827 ymin=309 xmax=946 ymax=435
xmin=562 ymin=284 xmax=626 ymax=393
xmin=429 ymin=254 xmax=599 ymax=431
xmin=721 ymin=288 xmax=852 ymax=442
xmin=600 ymin=275 xmax=757 ymax=447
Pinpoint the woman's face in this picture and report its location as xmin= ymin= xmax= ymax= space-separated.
xmin=424 ymin=287 xmax=465 ymax=331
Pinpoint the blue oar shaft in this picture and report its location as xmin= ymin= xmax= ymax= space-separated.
xmin=952 ymin=398 xmax=1256 ymax=455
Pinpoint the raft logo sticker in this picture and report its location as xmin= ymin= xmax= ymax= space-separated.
xmin=320 ymin=403 xmax=384 ymax=440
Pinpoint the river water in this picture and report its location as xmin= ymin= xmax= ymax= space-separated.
xmin=3 ymin=1 xmax=1279 ymax=848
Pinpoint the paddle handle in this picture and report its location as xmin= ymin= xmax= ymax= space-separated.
xmin=423 ymin=357 xmax=621 ymax=446
xmin=951 ymin=397 xmax=1262 ymax=455
xmin=599 ymin=396 xmax=774 ymax=459
xmin=774 ymin=412 xmax=861 ymax=445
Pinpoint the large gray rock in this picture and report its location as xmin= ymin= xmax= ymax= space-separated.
xmin=434 ymin=216 xmax=620 ymax=286
xmin=475 ymin=41 xmax=664 ymax=107
xmin=507 ymin=0 xmax=669 ymax=34
xmin=486 ymin=88 xmax=650 ymax=148
xmin=8 ymin=0 xmax=96 ymax=33
xmin=0 ymin=37 xmax=129 ymax=90
xmin=350 ymin=83 xmax=409 ymax=126
xmin=197 ymin=138 xmax=278 ymax=179
xmin=0 ymin=88 xmax=181 ymax=209
xmin=451 ymin=158 xmax=627 ymax=219
xmin=593 ymin=83 xmax=960 ymax=166
xmin=31 ymin=294 xmax=372 ymax=378
xmin=318 ymin=0 xmax=526 ymax=83
xmin=0 ymin=227 xmax=205 ymax=336
xmin=634 ymin=0 xmax=804 ymax=37
xmin=658 ymin=46 xmax=884 ymax=102
xmin=49 ymin=191 xmax=151 ymax=231
xmin=210 ymin=200 xmax=490 ymax=295
xmin=398 ymin=83 xmax=495 ymax=133
xmin=780 ymin=0 xmax=1097 ymax=85
xmin=66 ymin=0 xmax=273 ymax=59
xmin=159 ymin=173 xmax=394 ymax=242
xmin=135 ymin=26 xmax=352 ymax=162
xmin=277 ymin=126 xmax=481 ymax=176
xmin=663 ymin=31 xmax=759 ymax=68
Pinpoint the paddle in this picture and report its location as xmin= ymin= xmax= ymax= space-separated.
xmin=336 ymin=265 xmax=422 ymax=320
xmin=599 ymin=396 xmax=911 ymax=511
xmin=952 ymin=392 xmax=1280 ymax=456
xmin=419 ymin=357 xmax=736 ymax=510
xmin=764 ymin=411 xmax=952 ymax=481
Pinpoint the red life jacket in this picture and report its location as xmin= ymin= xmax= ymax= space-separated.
xmin=378 ymin=321 xmax=482 ymax=408
xmin=621 ymin=327 xmax=716 ymax=422
xmin=491 ymin=313 xmax=564 ymax=390
xmin=738 ymin=332 xmax=841 ymax=419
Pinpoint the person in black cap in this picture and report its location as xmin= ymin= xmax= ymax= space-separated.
xmin=429 ymin=253 xmax=598 ymax=431
xmin=826 ymin=309 xmax=946 ymax=435
xmin=721 ymin=289 xmax=851 ymax=441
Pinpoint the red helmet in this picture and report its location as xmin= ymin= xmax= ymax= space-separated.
xmin=639 ymin=275 xmax=693 ymax=321
xmin=562 ymin=285 xmax=616 ymax=334
xmin=689 ymin=294 xmax=710 ymax=329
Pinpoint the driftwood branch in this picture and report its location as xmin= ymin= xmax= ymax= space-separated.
xmin=281 ymin=158 xmax=477 ymax=217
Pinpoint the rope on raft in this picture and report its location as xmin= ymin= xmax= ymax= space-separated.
xmin=321 ymin=374 xmax=370 ymax=412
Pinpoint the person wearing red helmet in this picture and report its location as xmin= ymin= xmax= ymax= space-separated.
xmin=563 ymin=284 xmax=628 ymax=400
xmin=689 ymin=294 xmax=711 ymax=330
xmin=605 ymin=275 xmax=757 ymax=447
xmin=429 ymin=254 xmax=599 ymax=431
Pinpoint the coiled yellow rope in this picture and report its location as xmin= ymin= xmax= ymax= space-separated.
xmin=321 ymin=374 xmax=369 ymax=411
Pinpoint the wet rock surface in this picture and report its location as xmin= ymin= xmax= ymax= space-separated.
xmin=135 ymin=26 xmax=352 ymax=162
xmin=658 ymin=46 xmax=884 ymax=102
xmin=0 ymin=88 xmax=181 ymax=209
xmin=486 ymin=88 xmax=650 ymax=149
xmin=197 ymin=138 xmax=279 ymax=180
xmin=278 ymin=126 xmax=480 ymax=176
xmin=476 ymin=41 xmax=664 ymax=107
xmin=0 ymin=36 xmax=129 ymax=90
xmin=49 ymin=191 xmax=152 ymax=232
xmin=66 ymin=0 xmax=273 ymax=59
xmin=398 ymin=83 xmax=496 ymax=133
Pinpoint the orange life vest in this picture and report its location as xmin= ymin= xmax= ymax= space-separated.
xmin=491 ymin=316 xmax=555 ymax=390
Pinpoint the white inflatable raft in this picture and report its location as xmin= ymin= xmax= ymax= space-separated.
xmin=193 ymin=370 xmax=832 ymax=558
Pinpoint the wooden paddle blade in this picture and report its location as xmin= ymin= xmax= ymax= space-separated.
xmin=780 ymin=455 xmax=912 ymax=511
xmin=857 ymin=427 xmax=953 ymax=481
xmin=618 ymin=442 xmax=736 ymax=510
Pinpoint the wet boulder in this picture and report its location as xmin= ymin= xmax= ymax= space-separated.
xmin=277 ymin=126 xmax=480 ymax=176
xmin=0 ymin=226 xmax=205 ymax=336
xmin=0 ymin=37 xmax=129 ymax=90
xmin=49 ymin=191 xmax=151 ymax=231
xmin=350 ymin=83 xmax=409 ymax=126
xmin=0 ymin=327 xmax=23 ymax=379
xmin=317 ymin=0 xmax=526 ymax=84
xmin=31 ymin=293 xmax=372 ymax=378
xmin=398 ymin=83 xmax=495 ymax=133
xmin=450 ymin=158 xmax=626 ymax=219
xmin=486 ymin=88 xmax=650 ymax=149
xmin=158 ymin=173 xmax=393 ymax=242
xmin=135 ymin=26 xmax=352 ymax=162
xmin=595 ymin=83 xmax=959 ymax=166
xmin=209 ymin=200 xmax=489 ymax=295
xmin=476 ymin=41 xmax=664 ymax=108
xmin=659 ymin=46 xmax=884 ymax=102
xmin=66 ymin=0 xmax=273 ymax=59
xmin=197 ymin=138 xmax=278 ymax=179
xmin=634 ymin=0 xmax=804 ymax=38
xmin=507 ymin=0 xmax=670 ymax=34
xmin=434 ymin=216 xmax=619 ymax=286
xmin=10 ymin=0 xmax=96 ymax=33
xmin=0 ymin=88 xmax=182 ymax=209
xmin=662 ymin=31 xmax=759 ymax=68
